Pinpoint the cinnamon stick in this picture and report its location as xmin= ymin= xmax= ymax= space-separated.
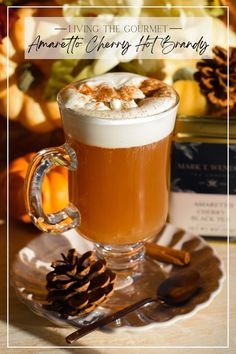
xmin=145 ymin=243 xmax=190 ymax=266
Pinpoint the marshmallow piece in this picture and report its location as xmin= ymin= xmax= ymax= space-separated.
xmin=63 ymin=88 xmax=91 ymax=109
xmin=122 ymin=77 xmax=144 ymax=87
xmin=132 ymin=89 xmax=145 ymax=99
xmin=123 ymin=100 xmax=138 ymax=109
xmin=86 ymin=80 xmax=111 ymax=88
xmin=110 ymin=99 xmax=122 ymax=110
xmin=96 ymin=102 xmax=111 ymax=111
xmin=84 ymin=101 xmax=110 ymax=111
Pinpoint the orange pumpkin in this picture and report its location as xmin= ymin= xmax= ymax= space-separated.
xmin=1 ymin=152 xmax=69 ymax=223
xmin=173 ymin=80 xmax=207 ymax=116
xmin=0 ymin=2 xmax=62 ymax=133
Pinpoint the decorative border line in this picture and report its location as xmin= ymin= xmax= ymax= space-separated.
xmin=6 ymin=5 xmax=230 ymax=349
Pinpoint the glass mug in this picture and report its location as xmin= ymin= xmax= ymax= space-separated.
xmin=25 ymin=73 xmax=179 ymax=271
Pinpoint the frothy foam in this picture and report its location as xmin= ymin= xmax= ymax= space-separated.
xmin=58 ymin=73 xmax=179 ymax=148
xmin=58 ymin=72 xmax=177 ymax=119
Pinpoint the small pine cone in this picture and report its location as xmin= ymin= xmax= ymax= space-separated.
xmin=44 ymin=249 xmax=116 ymax=318
xmin=194 ymin=46 xmax=236 ymax=115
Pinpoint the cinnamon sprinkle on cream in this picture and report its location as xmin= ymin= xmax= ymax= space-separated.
xmin=59 ymin=73 xmax=178 ymax=117
xmin=77 ymin=78 xmax=167 ymax=104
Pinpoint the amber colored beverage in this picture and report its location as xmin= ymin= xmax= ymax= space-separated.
xmin=25 ymin=73 xmax=178 ymax=273
xmin=68 ymin=135 xmax=171 ymax=245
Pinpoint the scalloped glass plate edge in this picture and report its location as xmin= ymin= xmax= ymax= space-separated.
xmin=11 ymin=223 xmax=225 ymax=333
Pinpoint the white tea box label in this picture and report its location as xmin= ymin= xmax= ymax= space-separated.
xmin=169 ymin=142 xmax=236 ymax=236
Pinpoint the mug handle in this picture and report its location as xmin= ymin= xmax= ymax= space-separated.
xmin=24 ymin=143 xmax=80 ymax=233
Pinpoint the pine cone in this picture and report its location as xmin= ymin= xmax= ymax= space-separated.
xmin=45 ymin=249 xmax=116 ymax=318
xmin=194 ymin=46 xmax=236 ymax=115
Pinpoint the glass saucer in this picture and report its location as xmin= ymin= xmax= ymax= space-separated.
xmin=11 ymin=224 xmax=224 ymax=333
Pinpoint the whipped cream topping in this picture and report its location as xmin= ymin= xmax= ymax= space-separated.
xmin=58 ymin=73 xmax=177 ymax=119
xmin=58 ymin=73 xmax=179 ymax=148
